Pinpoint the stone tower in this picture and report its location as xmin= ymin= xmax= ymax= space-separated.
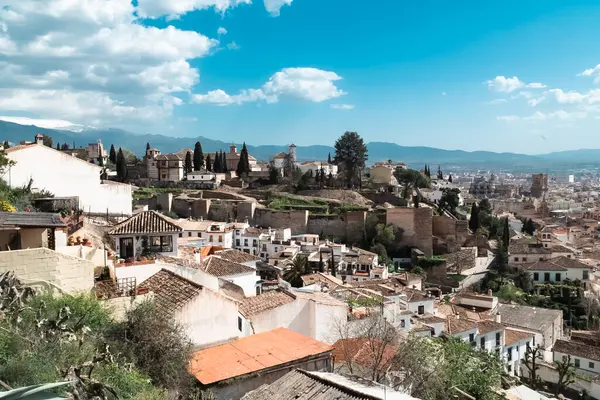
xmin=288 ymin=143 xmax=297 ymax=165
xmin=531 ymin=173 xmax=548 ymax=199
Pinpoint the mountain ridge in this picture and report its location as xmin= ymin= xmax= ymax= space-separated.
xmin=0 ymin=120 xmax=595 ymax=170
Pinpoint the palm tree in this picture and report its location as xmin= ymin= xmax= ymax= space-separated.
xmin=283 ymin=254 xmax=308 ymax=288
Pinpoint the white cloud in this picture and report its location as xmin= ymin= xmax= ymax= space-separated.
xmin=136 ymin=0 xmax=251 ymax=19
xmin=0 ymin=115 xmax=86 ymax=131
xmin=486 ymin=99 xmax=508 ymax=105
xmin=578 ymin=64 xmax=600 ymax=83
xmin=528 ymin=97 xmax=545 ymax=107
xmin=498 ymin=110 xmax=587 ymax=122
xmin=331 ymin=104 xmax=354 ymax=110
xmin=0 ymin=0 xmax=218 ymax=126
xmin=485 ymin=76 xmax=546 ymax=93
xmin=227 ymin=41 xmax=240 ymax=50
xmin=512 ymin=91 xmax=533 ymax=99
xmin=264 ymin=0 xmax=293 ymax=16
xmin=546 ymin=88 xmax=600 ymax=105
xmin=193 ymin=67 xmax=346 ymax=105
xmin=217 ymin=27 xmax=228 ymax=35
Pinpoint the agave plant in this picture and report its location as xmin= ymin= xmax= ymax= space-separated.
xmin=0 ymin=381 xmax=70 ymax=399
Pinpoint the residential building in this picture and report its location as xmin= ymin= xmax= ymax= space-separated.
xmin=188 ymin=328 xmax=333 ymax=400
xmin=4 ymin=135 xmax=133 ymax=215
xmin=139 ymin=269 xmax=241 ymax=347
xmin=109 ymin=210 xmax=183 ymax=259
xmin=87 ymin=140 xmax=108 ymax=165
xmin=504 ymin=328 xmax=535 ymax=376
xmin=520 ymin=256 xmax=592 ymax=289
xmin=0 ymin=211 xmax=67 ymax=251
xmin=298 ymin=162 xmax=338 ymax=177
xmin=495 ymin=304 xmax=563 ymax=362
xmin=200 ymin=255 xmax=260 ymax=297
xmin=242 ymin=369 xmax=417 ymax=400
xmin=369 ymin=165 xmax=399 ymax=186
xmin=553 ymin=332 xmax=600 ymax=376
xmin=155 ymin=154 xmax=184 ymax=182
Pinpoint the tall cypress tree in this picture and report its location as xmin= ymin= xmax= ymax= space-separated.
xmin=469 ymin=203 xmax=479 ymax=232
xmin=146 ymin=142 xmax=151 ymax=151
xmin=206 ymin=154 xmax=212 ymax=172
xmin=221 ymin=151 xmax=228 ymax=172
xmin=448 ymin=174 xmax=453 ymax=183
xmin=237 ymin=142 xmax=250 ymax=176
xmin=116 ymin=148 xmax=127 ymax=181
xmin=327 ymin=152 xmax=332 ymax=164
xmin=502 ymin=217 xmax=510 ymax=249
xmin=109 ymin=144 xmax=117 ymax=164
xmin=56 ymin=143 xmax=61 ymax=151
xmin=193 ymin=141 xmax=204 ymax=171
xmin=214 ymin=151 xmax=221 ymax=172
xmin=2 ymin=140 xmax=9 ymax=149
xmin=330 ymin=250 xmax=336 ymax=277
xmin=184 ymin=151 xmax=193 ymax=175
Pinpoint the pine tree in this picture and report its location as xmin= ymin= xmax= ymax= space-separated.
xmin=56 ymin=143 xmax=60 ymax=151
xmin=184 ymin=151 xmax=193 ymax=175
xmin=193 ymin=141 xmax=204 ymax=171
xmin=424 ymin=164 xmax=428 ymax=176
xmin=206 ymin=154 xmax=212 ymax=172
xmin=146 ymin=142 xmax=151 ymax=151
xmin=221 ymin=151 xmax=228 ymax=172
xmin=448 ymin=174 xmax=453 ymax=183
xmin=214 ymin=151 xmax=221 ymax=172
xmin=437 ymin=165 xmax=443 ymax=180
xmin=116 ymin=148 xmax=127 ymax=181
xmin=327 ymin=152 xmax=332 ymax=164
xmin=469 ymin=203 xmax=480 ymax=232
xmin=109 ymin=144 xmax=117 ymax=164
xmin=2 ymin=140 xmax=9 ymax=149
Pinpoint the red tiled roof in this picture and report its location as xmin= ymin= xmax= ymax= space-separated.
xmin=216 ymin=249 xmax=261 ymax=264
xmin=109 ymin=211 xmax=183 ymax=235
xmin=200 ymin=255 xmax=256 ymax=277
xmin=332 ymin=338 xmax=397 ymax=372
xmin=138 ymin=269 xmax=202 ymax=316
xmin=238 ymin=290 xmax=296 ymax=318
xmin=504 ymin=328 xmax=534 ymax=346
xmin=189 ymin=328 xmax=332 ymax=384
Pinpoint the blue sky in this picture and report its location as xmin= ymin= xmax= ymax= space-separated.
xmin=2 ymin=0 xmax=600 ymax=153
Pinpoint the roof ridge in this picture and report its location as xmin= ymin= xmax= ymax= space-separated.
xmin=158 ymin=268 xmax=204 ymax=290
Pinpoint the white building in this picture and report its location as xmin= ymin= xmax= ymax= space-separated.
xmin=521 ymin=256 xmax=592 ymax=289
xmin=298 ymin=162 xmax=338 ymax=177
xmin=553 ymin=336 xmax=600 ymax=376
xmin=200 ymin=255 xmax=260 ymax=297
xmin=5 ymin=135 xmax=132 ymax=215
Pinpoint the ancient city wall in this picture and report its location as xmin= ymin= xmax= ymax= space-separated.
xmin=253 ymin=209 xmax=309 ymax=234
xmin=386 ymin=207 xmax=433 ymax=256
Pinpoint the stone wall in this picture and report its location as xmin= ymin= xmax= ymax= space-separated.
xmin=386 ymin=207 xmax=433 ymax=256
xmin=307 ymin=215 xmax=347 ymax=239
xmin=207 ymin=201 xmax=238 ymax=222
xmin=432 ymin=215 xmax=469 ymax=252
xmin=253 ymin=209 xmax=309 ymax=234
xmin=0 ymin=248 xmax=94 ymax=293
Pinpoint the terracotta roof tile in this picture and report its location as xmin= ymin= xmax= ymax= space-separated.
xmin=216 ymin=249 xmax=261 ymax=264
xmin=445 ymin=317 xmax=478 ymax=334
xmin=523 ymin=261 xmax=567 ymax=272
xmin=109 ymin=211 xmax=182 ymax=235
xmin=201 ymin=255 xmax=256 ymax=277
xmin=189 ymin=328 xmax=332 ymax=384
xmin=332 ymin=338 xmax=397 ymax=373
xmin=239 ymin=290 xmax=296 ymax=317
xmin=138 ymin=269 xmax=202 ymax=316
xmin=551 ymin=255 xmax=591 ymax=270
xmin=504 ymin=329 xmax=534 ymax=346
xmin=509 ymin=243 xmax=552 ymax=255
xmin=476 ymin=320 xmax=505 ymax=334
xmin=554 ymin=339 xmax=600 ymax=362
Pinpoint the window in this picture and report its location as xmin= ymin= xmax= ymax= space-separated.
xmin=149 ymin=235 xmax=173 ymax=253
xmin=262 ymin=244 xmax=267 ymax=251
xmin=522 ymin=257 xmax=527 ymax=262
xmin=418 ymin=305 xmax=425 ymax=315
xmin=197 ymin=233 xmax=201 ymax=237
xmin=539 ymin=257 xmax=544 ymax=261
xmin=533 ymin=273 xmax=539 ymax=281
xmin=496 ymin=332 xmax=501 ymax=346
xmin=218 ymin=235 xmax=223 ymax=243
xmin=590 ymin=362 xmax=595 ymax=369
xmin=400 ymin=320 xmax=406 ymax=328
xmin=243 ymin=249 xmax=250 ymax=254
xmin=514 ymin=257 xmax=519 ymax=262
xmin=188 ymin=232 xmax=192 ymax=237
xmin=238 ymin=316 xmax=242 ymax=331
xmin=575 ymin=358 xmax=580 ymax=368
xmin=507 ymin=347 xmax=513 ymax=361
xmin=256 ymin=286 xmax=261 ymax=296
xmin=244 ymin=239 xmax=248 ymax=246
xmin=507 ymin=365 xmax=512 ymax=373
xmin=209 ymin=235 xmax=213 ymax=242
xmin=469 ymin=333 xmax=475 ymax=343
xmin=584 ymin=270 xmax=590 ymax=280
xmin=253 ymin=240 xmax=258 ymax=247
xmin=495 ymin=348 xmax=500 ymax=357
xmin=480 ymin=337 xmax=485 ymax=349
xmin=179 ymin=233 xmax=183 ymax=238
xmin=526 ymin=341 xmax=531 ymax=349
xmin=236 ymin=230 xmax=240 ymax=235
xmin=236 ymin=239 xmax=240 ymax=246
xmin=555 ymin=273 xmax=561 ymax=282
xmin=544 ymin=272 xmax=550 ymax=282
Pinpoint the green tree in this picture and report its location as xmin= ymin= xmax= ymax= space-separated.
xmin=146 ymin=142 xmax=151 ymax=151
xmin=61 ymin=143 xmax=69 ymax=151
xmin=184 ymin=151 xmax=193 ymax=175
xmin=479 ymin=198 xmax=492 ymax=214
xmin=283 ymin=254 xmax=308 ymax=288
xmin=439 ymin=188 xmax=460 ymax=214
xmin=42 ymin=135 xmax=53 ymax=148
xmin=469 ymin=202 xmax=479 ymax=232
xmin=318 ymin=251 xmax=325 ymax=273
xmin=116 ymin=148 xmax=127 ymax=181
xmin=327 ymin=152 xmax=332 ymax=164
xmin=3 ymin=140 xmax=9 ymax=149
xmin=448 ymin=174 xmax=453 ymax=183
xmin=268 ymin=161 xmax=280 ymax=184
xmin=330 ymin=250 xmax=336 ymax=277
xmin=437 ymin=165 xmax=443 ymax=180
xmin=333 ymin=131 xmax=368 ymax=188
xmin=236 ymin=142 xmax=251 ymax=177
xmin=213 ymin=151 xmax=220 ymax=172
xmin=109 ymin=144 xmax=117 ymax=164
xmin=394 ymin=168 xmax=430 ymax=189
xmin=523 ymin=345 xmax=544 ymax=389
xmin=502 ymin=217 xmax=510 ymax=249
xmin=56 ymin=142 xmax=60 ymax=151
xmin=193 ymin=141 xmax=204 ymax=171
xmin=221 ymin=151 xmax=228 ymax=172
xmin=205 ymin=154 xmax=212 ymax=172
xmin=554 ymin=355 xmax=577 ymax=396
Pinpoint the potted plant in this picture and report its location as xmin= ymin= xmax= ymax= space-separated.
xmin=82 ymin=238 xmax=89 ymax=246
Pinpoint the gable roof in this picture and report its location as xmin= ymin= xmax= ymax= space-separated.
xmin=239 ymin=290 xmax=296 ymax=318
xmin=550 ymin=255 xmax=591 ymax=269
xmin=476 ymin=320 xmax=505 ymax=334
xmin=200 ymin=255 xmax=256 ymax=277
xmin=496 ymin=304 xmax=562 ymax=332
xmin=553 ymin=339 xmax=600 ymax=362
xmin=445 ymin=317 xmax=478 ymax=334
xmin=215 ymin=248 xmax=261 ymax=264
xmin=4 ymin=142 xmax=105 ymax=170
xmin=138 ymin=269 xmax=202 ymax=316
xmin=504 ymin=328 xmax=534 ymax=346
xmin=508 ymin=243 xmax=552 ymax=255
xmin=0 ymin=212 xmax=66 ymax=228
xmin=189 ymin=328 xmax=332 ymax=384
xmin=109 ymin=211 xmax=182 ymax=235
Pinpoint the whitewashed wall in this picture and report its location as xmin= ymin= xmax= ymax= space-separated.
xmin=6 ymin=145 xmax=132 ymax=215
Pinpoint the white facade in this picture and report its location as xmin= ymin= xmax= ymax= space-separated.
xmin=403 ymin=298 xmax=435 ymax=315
xmin=505 ymin=337 xmax=532 ymax=376
xmin=298 ymin=162 xmax=338 ymax=177
xmin=112 ymin=233 xmax=179 ymax=259
xmin=222 ymin=271 xmax=260 ymax=297
xmin=554 ymin=350 xmax=600 ymax=376
xmin=5 ymin=144 xmax=132 ymax=215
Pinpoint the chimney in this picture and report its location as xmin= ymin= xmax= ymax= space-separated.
xmin=487 ymin=289 xmax=493 ymax=296
xmin=495 ymin=314 xmax=501 ymax=324
xmin=34 ymin=134 xmax=44 ymax=145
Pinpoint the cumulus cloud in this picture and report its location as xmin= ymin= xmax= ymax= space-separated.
xmin=264 ymin=0 xmax=293 ymax=16
xmin=192 ymin=67 xmax=346 ymax=105
xmin=578 ymin=64 xmax=600 ymax=83
xmin=330 ymin=104 xmax=354 ymax=110
xmin=485 ymin=76 xmax=546 ymax=93
xmin=547 ymin=88 xmax=600 ymax=104
xmin=217 ymin=27 xmax=228 ymax=35
xmin=136 ymin=0 xmax=251 ymax=19
xmin=0 ymin=0 xmax=217 ymax=125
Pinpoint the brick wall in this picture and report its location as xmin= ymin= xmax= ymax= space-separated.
xmin=0 ymin=248 xmax=94 ymax=293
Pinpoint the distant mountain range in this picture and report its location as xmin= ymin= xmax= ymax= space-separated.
xmin=0 ymin=119 xmax=598 ymax=172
